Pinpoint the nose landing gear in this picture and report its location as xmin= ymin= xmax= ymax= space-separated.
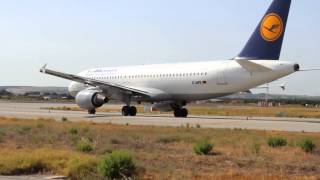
xmin=88 ymin=109 xmax=96 ymax=114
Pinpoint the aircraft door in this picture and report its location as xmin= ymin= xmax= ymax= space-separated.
xmin=216 ymin=63 xmax=229 ymax=85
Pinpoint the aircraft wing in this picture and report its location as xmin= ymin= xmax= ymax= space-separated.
xmin=39 ymin=65 xmax=150 ymax=97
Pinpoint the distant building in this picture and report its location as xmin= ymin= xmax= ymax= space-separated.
xmin=258 ymin=101 xmax=275 ymax=107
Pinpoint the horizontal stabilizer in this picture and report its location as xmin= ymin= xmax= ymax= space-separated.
xmin=236 ymin=60 xmax=272 ymax=72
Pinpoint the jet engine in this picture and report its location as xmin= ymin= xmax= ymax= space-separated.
xmin=75 ymin=89 xmax=108 ymax=110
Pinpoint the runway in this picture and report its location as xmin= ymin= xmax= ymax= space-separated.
xmin=1 ymin=101 xmax=320 ymax=132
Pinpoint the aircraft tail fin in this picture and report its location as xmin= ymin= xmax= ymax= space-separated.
xmin=235 ymin=0 xmax=291 ymax=60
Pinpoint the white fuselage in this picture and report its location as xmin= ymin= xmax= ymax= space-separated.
xmin=68 ymin=60 xmax=296 ymax=102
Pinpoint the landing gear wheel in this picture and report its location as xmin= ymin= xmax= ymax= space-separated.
xmin=174 ymin=108 xmax=182 ymax=117
xmin=122 ymin=106 xmax=130 ymax=116
xmin=88 ymin=109 xmax=96 ymax=115
xmin=122 ymin=106 xmax=137 ymax=116
xmin=181 ymin=108 xmax=188 ymax=118
xmin=174 ymin=108 xmax=188 ymax=118
xmin=129 ymin=106 xmax=137 ymax=116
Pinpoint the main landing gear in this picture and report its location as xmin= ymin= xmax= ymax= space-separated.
xmin=87 ymin=106 xmax=137 ymax=116
xmin=88 ymin=109 xmax=96 ymax=114
xmin=174 ymin=108 xmax=188 ymax=118
xmin=122 ymin=106 xmax=137 ymax=116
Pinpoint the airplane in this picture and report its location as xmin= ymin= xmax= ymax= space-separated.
xmin=41 ymin=0 xmax=300 ymax=118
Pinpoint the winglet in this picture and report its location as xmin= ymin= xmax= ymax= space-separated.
xmin=40 ymin=64 xmax=48 ymax=73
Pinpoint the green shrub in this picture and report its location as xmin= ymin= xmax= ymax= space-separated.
xmin=267 ymin=137 xmax=287 ymax=148
xmin=193 ymin=139 xmax=213 ymax=155
xmin=98 ymin=151 xmax=136 ymax=179
xmin=61 ymin=117 xmax=68 ymax=122
xmin=298 ymin=138 xmax=316 ymax=153
xmin=76 ymin=138 xmax=94 ymax=153
xmin=68 ymin=128 xmax=78 ymax=135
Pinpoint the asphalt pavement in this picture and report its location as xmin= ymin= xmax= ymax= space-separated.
xmin=0 ymin=101 xmax=320 ymax=132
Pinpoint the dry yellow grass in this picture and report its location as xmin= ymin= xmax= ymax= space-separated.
xmin=189 ymin=105 xmax=320 ymax=118
xmin=0 ymin=117 xmax=319 ymax=179
xmin=0 ymin=148 xmax=97 ymax=175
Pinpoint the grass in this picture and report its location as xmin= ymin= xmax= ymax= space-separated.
xmin=297 ymin=138 xmax=316 ymax=153
xmin=98 ymin=151 xmax=136 ymax=179
xmin=251 ymin=141 xmax=261 ymax=155
xmin=193 ymin=139 xmax=213 ymax=155
xmin=267 ymin=137 xmax=288 ymax=148
xmin=156 ymin=135 xmax=181 ymax=144
xmin=76 ymin=138 xmax=94 ymax=153
xmin=44 ymin=104 xmax=320 ymax=119
xmin=0 ymin=117 xmax=319 ymax=179
xmin=188 ymin=105 xmax=320 ymax=118
xmin=68 ymin=127 xmax=78 ymax=135
xmin=0 ymin=148 xmax=97 ymax=176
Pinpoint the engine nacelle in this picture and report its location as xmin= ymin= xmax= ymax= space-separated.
xmin=145 ymin=102 xmax=174 ymax=112
xmin=75 ymin=89 xmax=108 ymax=110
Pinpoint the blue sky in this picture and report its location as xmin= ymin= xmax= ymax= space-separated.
xmin=0 ymin=0 xmax=319 ymax=95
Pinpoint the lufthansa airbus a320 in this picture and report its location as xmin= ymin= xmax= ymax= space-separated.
xmin=41 ymin=0 xmax=300 ymax=118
